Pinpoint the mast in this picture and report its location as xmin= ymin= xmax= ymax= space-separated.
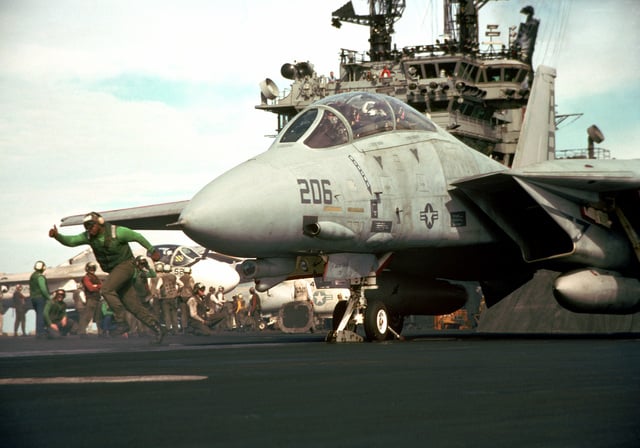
xmin=331 ymin=1 xmax=406 ymax=61
xmin=444 ymin=0 xmax=490 ymax=54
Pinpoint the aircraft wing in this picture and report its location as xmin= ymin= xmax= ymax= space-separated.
xmin=455 ymin=160 xmax=640 ymax=195
xmin=452 ymin=159 xmax=640 ymax=264
xmin=60 ymin=201 xmax=189 ymax=230
xmin=513 ymin=160 xmax=640 ymax=192
xmin=1 ymin=265 xmax=102 ymax=296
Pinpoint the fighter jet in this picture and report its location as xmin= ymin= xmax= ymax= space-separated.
xmin=153 ymin=245 xmax=240 ymax=292
xmin=60 ymin=65 xmax=640 ymax=342
xmin=1 ymin=249 xmax=102 ymax=296
xmin=228 ymin=278 xmax=349 ymax=333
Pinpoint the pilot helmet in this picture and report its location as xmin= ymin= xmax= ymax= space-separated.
xmin=154 ymin=262 xmax=164 ymax=271
xmin=85 ymin=261 xmax=97 ymax=272
xmin=194 ymin=282 xmax=206 ymax=293
xmin=163 ymin=264 xmax=172 ymax=273
xmin=34 ymin=260 xmax=46 ymax=272
xmin=135 ymin=255 xmax=148 ymax=267
xmin=54 ymin=288 xmax=65 ymax=299
xmin=183 ymin=267 xmax=192 ymax=274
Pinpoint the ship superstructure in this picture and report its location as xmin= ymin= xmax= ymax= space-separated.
xmin=257 ymin=0 xmax=541 ymax=166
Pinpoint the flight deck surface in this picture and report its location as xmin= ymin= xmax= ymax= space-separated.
xmin=0 ymin=330 xmax=638 ymax=448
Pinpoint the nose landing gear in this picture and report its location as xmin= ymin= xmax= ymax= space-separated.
xmin=326 ymin=278 xmax=403 ymax=343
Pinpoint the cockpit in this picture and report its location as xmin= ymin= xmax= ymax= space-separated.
xmin=278 ymin=92 xmax=437 ymax=149
xmin=155 ymin=244 xmax=202 ymax=267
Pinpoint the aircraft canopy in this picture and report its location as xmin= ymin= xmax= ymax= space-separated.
xmin=279 ymin=92 xmax=437 ymax=149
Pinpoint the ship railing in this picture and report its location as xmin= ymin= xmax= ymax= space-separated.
xmin=339 ymin=43 xmax=522 ymax=66
xmin=556 ymin=147 xmax=611 ymax=160
xmin=339 ymin=48 xmax=368 ymax=65
xmin=462 ymin=117 xmax=499 ymax=140
xmin=443 ymin=113 xmax=500 ymax=141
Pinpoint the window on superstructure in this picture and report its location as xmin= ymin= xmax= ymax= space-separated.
xmin=467 ymin=64 xmax=479 ymax=82
xmin=460 ymin=63 xmax=479 ymax=82
xmin=487 ymin=67 xmax=502 ymax=82
xmin=424 ymin=63 xmax=438 ymax=78
xmin=504 ymin=67 xmax=520 ymax=82
xmin=406 ymin=64 xmax=422 ymax=79
xmin=516 ymin=69 xmax=528 ymax=83
xmin=438 ymin=62 xmax=457 ymax=78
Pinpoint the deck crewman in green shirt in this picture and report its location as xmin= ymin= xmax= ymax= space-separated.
xmin=29 ymin=260 xmax=50 ymax=338
xmin=44 ymin=288 xmax=75 ymax=338
xmin=49 ymin=211 xmax=167 ymax=344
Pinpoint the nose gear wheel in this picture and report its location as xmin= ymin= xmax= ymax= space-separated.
xmin=364 ymin=301 xmax=389 ymax=341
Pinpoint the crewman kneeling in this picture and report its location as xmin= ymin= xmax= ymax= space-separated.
xmin=186 ymin=283 xmax=223 ymax=335
xmin=45 ymin=289 xmax=76 ymax=338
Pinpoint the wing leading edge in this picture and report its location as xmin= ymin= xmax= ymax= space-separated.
xmin=60 ymin=200 xmax=189 ymax=230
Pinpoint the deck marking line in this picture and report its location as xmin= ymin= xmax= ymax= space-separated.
xmin=0 ymin=375 xmax=208 ymax=385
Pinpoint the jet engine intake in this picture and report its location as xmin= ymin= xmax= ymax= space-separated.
xmin=553 ymin=268 xmax=640 ymax=314
xmin=367 ymin=273 xmax=468 ymax=316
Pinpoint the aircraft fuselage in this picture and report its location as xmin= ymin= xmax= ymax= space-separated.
xmin=179 ymin=123 xmax=511 ymax=280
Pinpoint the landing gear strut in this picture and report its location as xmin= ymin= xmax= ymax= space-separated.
xmin=325 ymin=277 xmax=403 ymax=343
xmin=325 ymin=284 xmax=365 ymax=343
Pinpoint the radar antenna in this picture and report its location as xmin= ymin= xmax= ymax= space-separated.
xmin=331 ymin=0 xmax=406 ymax=61
xmin=443 ymin=0 xmax=490 ymax=54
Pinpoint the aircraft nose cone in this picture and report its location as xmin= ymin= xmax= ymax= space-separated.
xmin=178 ymin=159 xmax=297 ymax=257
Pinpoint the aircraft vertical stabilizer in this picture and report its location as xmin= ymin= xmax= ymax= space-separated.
xmin=512 ymin=66 xmax=557 ymax=169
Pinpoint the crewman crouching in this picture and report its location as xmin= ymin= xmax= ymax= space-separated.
xmin=45 ymin=289 xmax=76 ymax=338
xmin=186 ymin=283 xmax=224 ymax=335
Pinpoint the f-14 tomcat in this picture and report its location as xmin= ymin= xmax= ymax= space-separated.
xmin=60 ymin=65 xmax=640 ymax=342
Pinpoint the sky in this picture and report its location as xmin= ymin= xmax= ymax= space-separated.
xmin=1 ymin=0 xmax=639 ymax=274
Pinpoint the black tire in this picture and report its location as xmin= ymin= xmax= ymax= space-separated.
xmin=332 ymin=300 xmax=349 ymax=331
xmin=364 ymin=301 xmax=389 ymax=342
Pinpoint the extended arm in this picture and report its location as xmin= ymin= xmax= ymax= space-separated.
xmin=117 ymin=227 xmax=161 ymax=261
xmin=51 ymin=228 xmax=90 ymax=248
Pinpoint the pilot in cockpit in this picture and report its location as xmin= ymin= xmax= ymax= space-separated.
xmin=352 ymin=100 xmax=393 ymax=137
xmin=303 ymin=110 xmax=349 ymax=149
xmin=361 ymin=100 xmax=386 ymax=117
